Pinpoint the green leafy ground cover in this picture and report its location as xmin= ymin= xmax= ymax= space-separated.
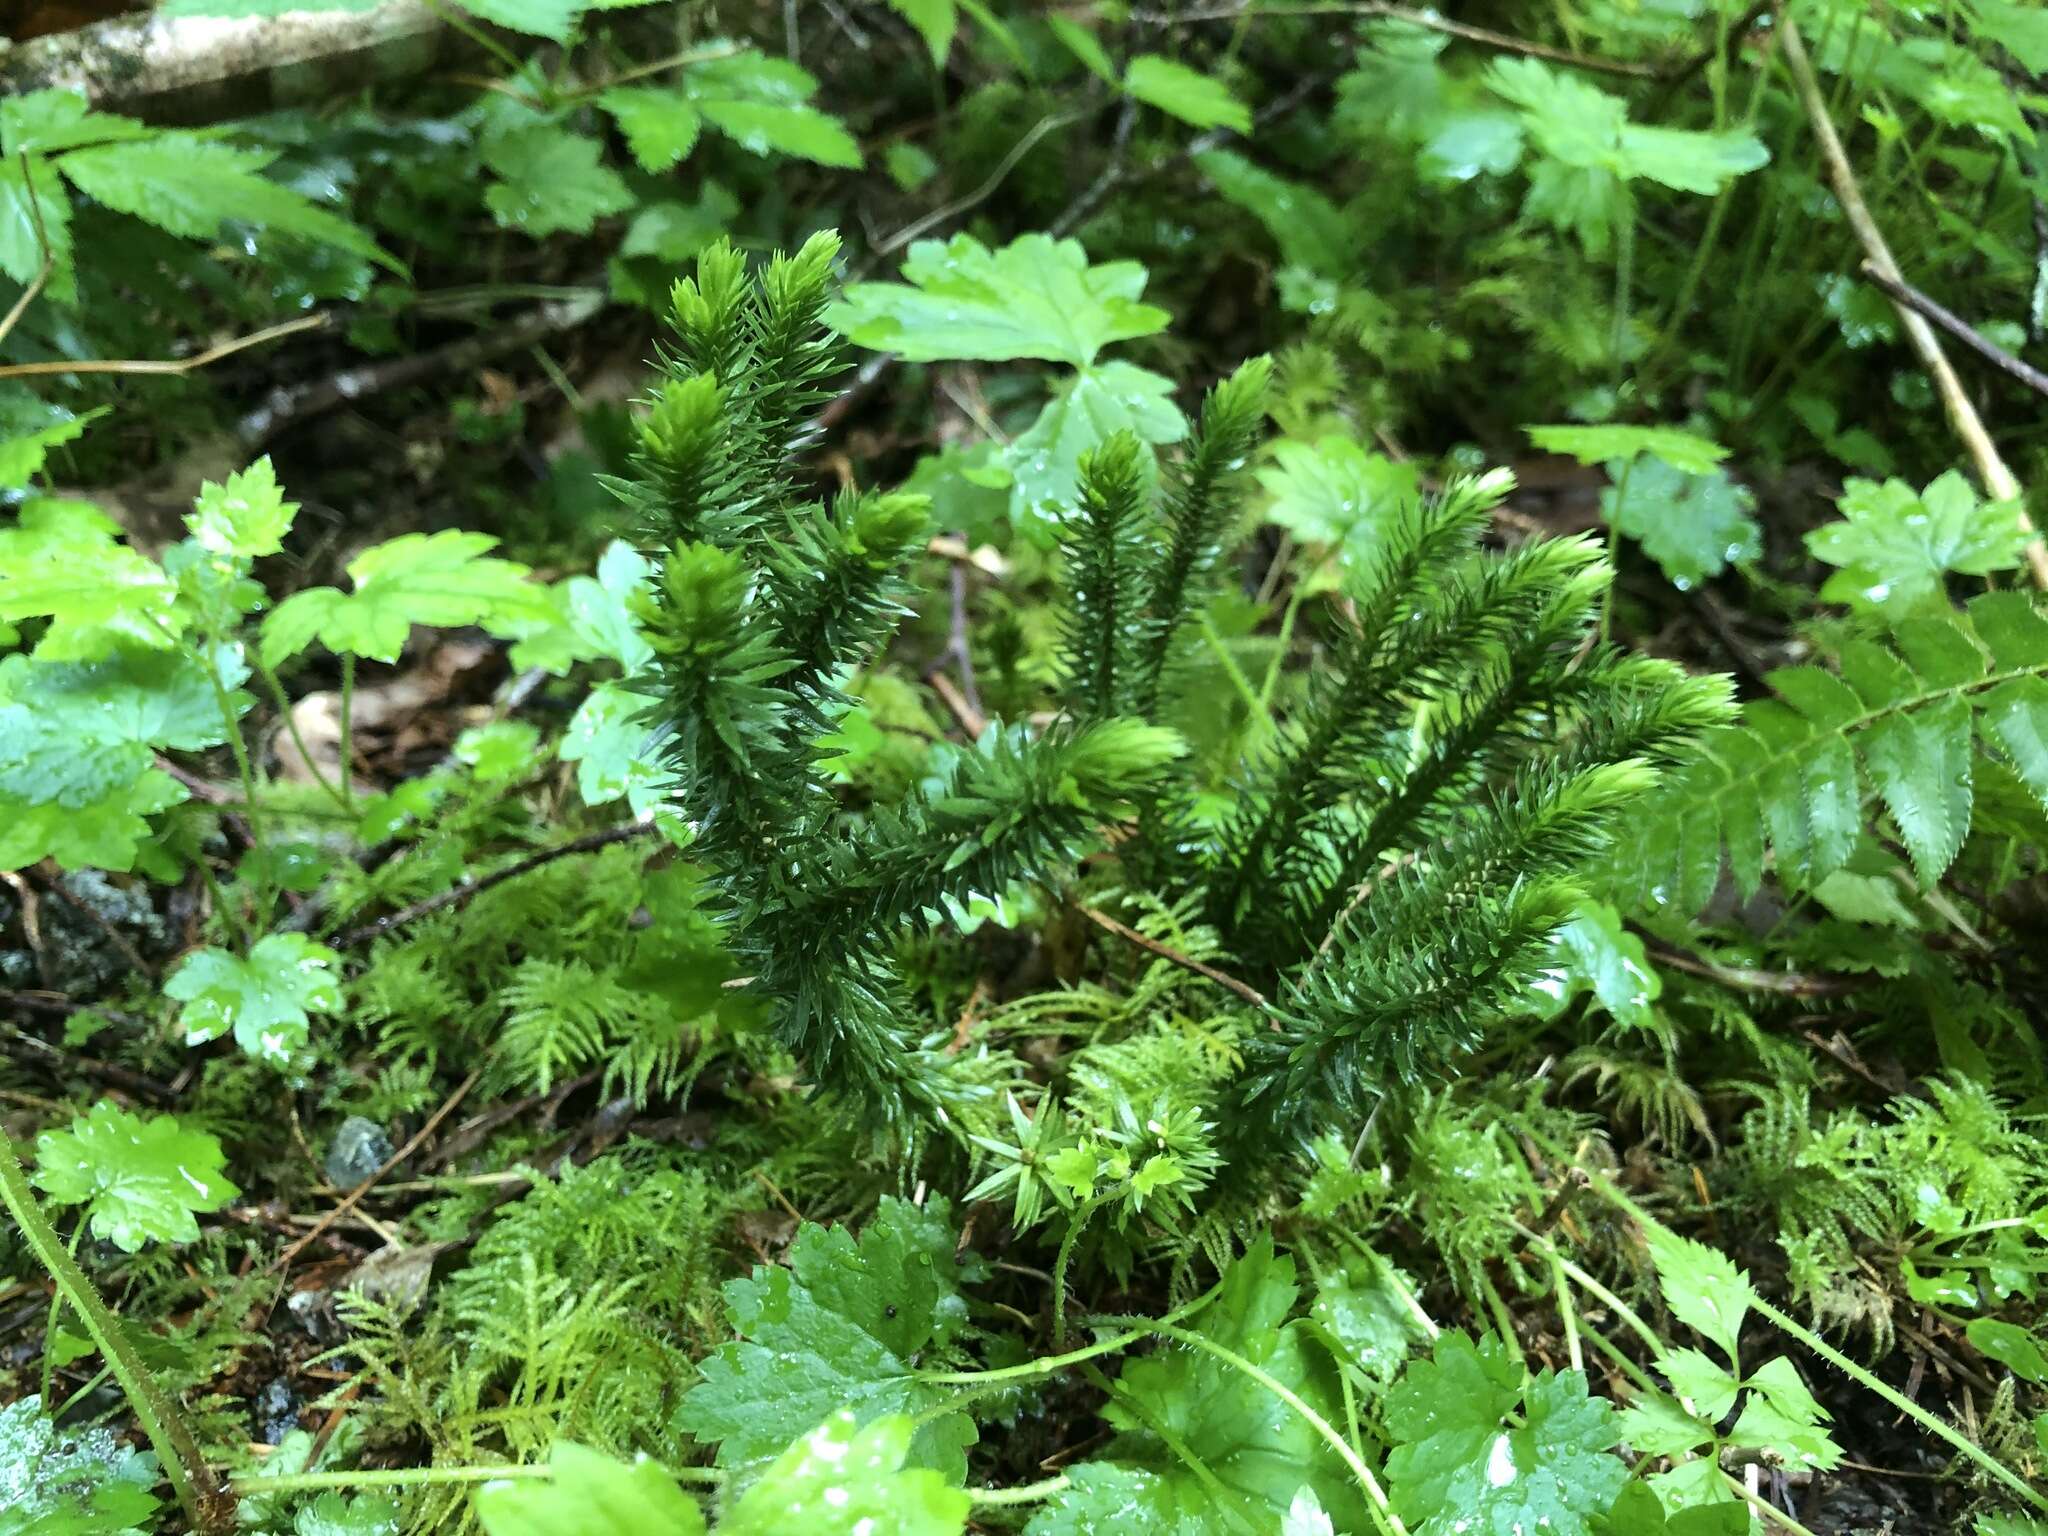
xmin=7 ymin=0 xmax=2048 ymax=1532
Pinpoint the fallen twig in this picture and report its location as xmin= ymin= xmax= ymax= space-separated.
xmin=0 ymin=155 xmax=55 ymax=350
xmin=331 ymin=820 xmax=664 ymax=950
xmin=0 ymin=0 xmax=441 ymax=115
xmin=1641 ymin=934 xmax=1866 ymax=998
xmin=0 ymin=1016 xmax=176 ymax=1104
xmin=1858 ymin=263 xmax=2048 ymax=403
xmin=234 ymin=289 xmax=602 ymax=451
xmin=877 ymin=111 xmax=1082 ymax=254
xmin=0 ymin=315 xmax=334 ymax=383
xmin=27 ymin=866 xmax=156 ymax=982
xmin=1777 ymin=8 xmax=2048 ymax=590
xmin=1129 ymin=1 xmax=1659 ymax=77
xmin=1075 ymin=902 xmax=1272 ymax=1012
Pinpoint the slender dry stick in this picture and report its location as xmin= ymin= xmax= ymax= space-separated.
xmin=1130 ymin=1 xmax=1657 ymax=76
xmin=0 ymin=314 xmax=331 ymax=381
xmin=0 ymin=154 xmax=55 ymax=349
xmin=1075 ymin=901 xmax=1272 ymax=1011
xmin=877 ymin=111 xmax=1082 ymax=253
xmin=331 ymin=820 xmax=664 ymax=949
xmin=0 ymin=1140 xmax=234 ymax=1532
xmin=1776 ymin=8 xmax=2048 ymax=590
xmin=1858 ymin=263 xmax=2048 ymax=402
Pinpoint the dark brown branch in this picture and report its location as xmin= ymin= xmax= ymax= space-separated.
xmin=331 ymin=820 xmax=664 ymax=950
xmin=1640 ymin=935 xmax=1867 ymax=998
xmin=1653 ymin=0 xmax=1772 ymax=108
xmin=233 ymin=289 xmax=601 ymax=451
xmin=1128 ymin=2 xmax=1659 ymax=78
xmin=0 ymin=1014 xmax=176 ymax=1104
xmin=1859 ymin=262 xmax=2048 ymax=403
xmin=1076 ymin=903 xmax=1272 ymax=1011
xmin=27 ymin=866 xmax=156 ymax=982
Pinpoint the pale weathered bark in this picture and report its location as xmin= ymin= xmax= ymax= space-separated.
xmin=0 ymin=2 xmax=445 ymax=121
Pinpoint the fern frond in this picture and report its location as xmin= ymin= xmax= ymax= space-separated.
xmin=1613 ymin=592 xmax=2048 ymax=910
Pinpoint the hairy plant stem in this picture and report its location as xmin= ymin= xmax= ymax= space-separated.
xmin=234 ymin=1464 xmax=719 ymax=1494
xmin=37 ymin=1219 xmax=82 ymax=1402
xmin=337 ymin=653 xmax=358 ymax=813
xmin=1051 ymin=1188 xmax=1113 ymax=1351
xmin=0 ymin=1139 xmax=231 ymax=1532
xmin=917 ymin=1282 xmax=1223 ymax=1387
xmin=198 ymin=652 xmax=275 ymax=933
xmin=257 ymin=658 xmax=350 ymax=812
xmin=1199 ymin=612 xmax=1276 ymax=739
xmin=969 ymin=1474 xmax=1071 ymax=1507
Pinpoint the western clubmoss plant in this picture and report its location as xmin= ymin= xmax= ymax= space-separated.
xmin=626 ymin=232 xmax=1732 ymax=1153
xmin=621 ymin=232 xmax=1183 ymax=1131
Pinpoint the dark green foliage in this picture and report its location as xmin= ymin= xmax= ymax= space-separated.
xmin=624 ymin=235 xmax=1184 ymax=1127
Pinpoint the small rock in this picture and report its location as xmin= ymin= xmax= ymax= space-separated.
xmin=287 ymin=1287 xmax=344 ymax=1346
xmin=256 ymin=1376 xmax=301 ymax=1445
xmin=324 ymin=1117 xmax=394 ymax=1187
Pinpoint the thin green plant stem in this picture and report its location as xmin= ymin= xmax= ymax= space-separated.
xmin=1100 ymin=1317 xmax=1407 ymax=1536
xmin=39 ymin=1219 xmax=83 ymax=1402
xmin=917 ymin=1282 xmax=1222 ymax=1386
xmin=418 ymin=0 xmax=526 ymax=78
xmin=1750 ymin=1288 xmax=2048 ymax=1513
xmin=55 ymin=1362 xmax=114 ymax=1420
xmin=200 ymin=652 xmax=272 ymax=931
xmin=1080 ymin=1362 xmax=1264 ymax=1536
xmin=237 ymin=1463 xmax=722 ymax=1494
xmin=1599 ymin=453 xmax=1636 ymax=642
xmin=1258 ymin=579 xmax=1310 ymax=711
xmin=0 ymin=1139 xmax=230 ymax=1532
xmin=1642 ymin=55 xmax=1772 ymax=390
xmin=1611 ymin=200 xmax=1635 ymax=388
xmin=1512 ymin=1219 xmax=1666 ymax=1359
xmin=1549 ymin=1248 xmax=1584 ymax=1374
xmin=1573 ymin=1312 xmax=1657 ymax=1394
xmin=565 ymin=40 xmax=742 ymax=96
xmin=1336 ymin=1232 xmax=1440 ymax=1340
xmin=1725 ymin=1470 xmax=1825 ymax=1536
xmin=1477 ymin=1269 xmax=1524 ymax=1367
xmin=1051 ymin=1190 xmax=1112 ymax=1349
xmin=189 ymin=850 xmax=254 ymax=951
xmin=338 ymin=653 xmax=357 ymax=814
xmin=969 ymin=1474 xmax=1072 ymax=1507
xmin=256 ymin=659 xmax=350 ymax=812
xmin=1200 ymin=613 xmax=1276 ymax=737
